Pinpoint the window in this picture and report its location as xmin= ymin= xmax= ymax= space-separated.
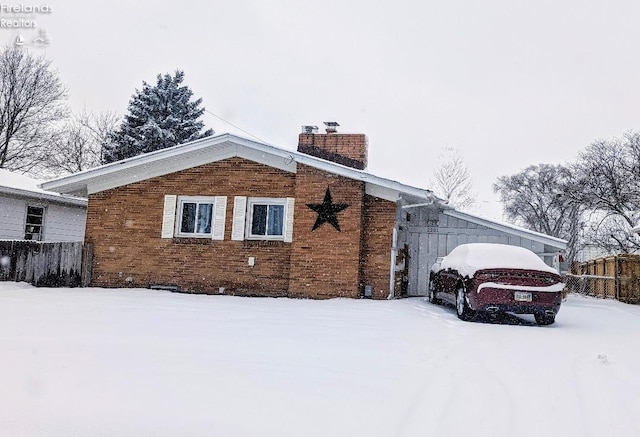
xmin=172 ymin=196 xmax=226 ymax=239
xmin=239 ymin=197 xmax=295 ymax=241
xmin=179 ymin=200 xmax=213 ymax=235
xmin=249 ymin=200 xmax=285 ymax=238
xmin=24 ymin=206 xmax=44 ymax=241
xmin=231 ymin=196 xmax=294 ymax=242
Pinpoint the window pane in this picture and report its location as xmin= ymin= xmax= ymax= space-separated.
xmin=251 ymin=204 xmax=267 ymax=236
xmin=26 ymin=214 xmax=43 ymax=225
xmin=267 ymin=205 xmax=284 ymax=235
xmin=196 ymin=203 xmax=213 ymax=234
xmin=181 ymin=203 xmax=196 ymax=233
xmin=26 ymin=212 xmax=44 ymax=225
xmin=30 ymin=226 xmax=42 ymax=241
xmin=25 ymin=206 xmax=44 ymax=240
xmin=27 ymin=206 xmax=44 ymax=217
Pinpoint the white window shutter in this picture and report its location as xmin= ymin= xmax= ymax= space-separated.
xmin=284 ymin=197 xmax=295 ymax=243
xmin=161 ymin=195 xmax=177 ymax=238
xmin=212 ymin=196 xmax=227 ymax=240
xmin=231 ymin=196 xmax=247 ymax=241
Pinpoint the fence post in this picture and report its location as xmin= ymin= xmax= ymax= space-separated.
xmin=614 ymin=256 xmax=620 ymax=301
xmin=81 ymin=243 xmax=93 ymax=287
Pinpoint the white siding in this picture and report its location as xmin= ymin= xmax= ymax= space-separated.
xmin=406 ymin=207 xmax=561 ymax=297
xmin=0 ymin=195 xmax=27 ymax=239
xmin=0 ymin=194 xmax=86 ymax=242
xmin=43 ymin=203 xmax=86 ymax=242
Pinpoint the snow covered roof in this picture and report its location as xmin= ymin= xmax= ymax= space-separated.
xmin=0 ymin=169 xmax=87 ymax=207
xmin=444 ymin=209 xmax=567 ymax=250
xmin=40 ymin=133 xmax=435 ymax=203
xmin=38 ymin=134 xmax=567 ymax=250
xmin=440 ymin=243 xmax=560 ymax=277
xmin=632 ymin=223 xmax=640 ymax=234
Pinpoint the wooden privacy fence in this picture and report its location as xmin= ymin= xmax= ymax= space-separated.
xmin=0 ymin=241 xmax=92 ymax=287
xmin=567 ymin=254 xmax=640 ymax=304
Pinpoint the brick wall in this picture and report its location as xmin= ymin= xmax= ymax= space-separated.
xmin=288 ymin=164 xmax=365 ymax=298
xmin=360 ymin=195 xmax=396 ymax=299
xmin=85 ymin=158 xmax=296 ymax=296
xmin=85 ymin=157 xmax=397 ymax=299
xmin=298 ymin=133 xmax=368 ymax=169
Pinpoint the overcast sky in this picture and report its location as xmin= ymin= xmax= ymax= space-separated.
xmin=2 ymin=0 xmax=639 ymax=220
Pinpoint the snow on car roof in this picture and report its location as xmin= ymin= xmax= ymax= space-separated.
xmin=439 ymin=243 xmax=558 ymax=277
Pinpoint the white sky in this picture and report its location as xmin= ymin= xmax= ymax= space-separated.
xmin=2 ymin=0 xmax=639 ymax=220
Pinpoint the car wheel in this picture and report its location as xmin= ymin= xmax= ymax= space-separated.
xmin=535 ymin=313 xmax=555 ymax=326
xmin=456 ymin=286 xmax=475 ymax=321
xmin=428 ymin=280 xmax=440 ymax=304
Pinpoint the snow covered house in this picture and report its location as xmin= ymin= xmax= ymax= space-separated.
xmin=41 ymin=128 xmax=566 ymax=299
xmin=0 ymin=169 xmax=87 ymax=242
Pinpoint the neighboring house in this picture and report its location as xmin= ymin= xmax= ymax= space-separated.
xmin=41 ymin=127 xmax=566 ymax=299
xmin=0 ymin=169 xmax=87 ymax=242
xmin=575 ymin=244 xmax=612 ymax=263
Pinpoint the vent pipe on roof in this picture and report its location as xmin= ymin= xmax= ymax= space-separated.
xmin=324 ymin=121 xmax=339 ymax=134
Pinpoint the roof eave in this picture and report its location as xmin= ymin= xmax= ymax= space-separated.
xmin=0 ymin=185 xmax=88 ymax=207
xmin=39 ymin=133 xmax=234 ymax=195
xmin=444 ymin=209 xmax=567 ymax=250
xmin=40 ymin=133 xmax=435 ymax=203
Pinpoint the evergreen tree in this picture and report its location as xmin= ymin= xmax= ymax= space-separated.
xmin=102 ymin=70 xmax=213 ymax=163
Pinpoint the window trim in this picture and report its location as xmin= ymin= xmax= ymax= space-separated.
xmin=246 ymin=197 xmax=287 ymax=241
xmin=174 ymin=196 xmax=217 ymax=239
xmin=24 ymin=204 xmax=45 ymax=241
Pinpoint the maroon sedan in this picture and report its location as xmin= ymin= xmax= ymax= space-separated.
xmin=428 ymin=243 xmax=564 ymax=325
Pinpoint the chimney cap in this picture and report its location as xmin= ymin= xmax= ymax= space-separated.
xmin=302 ymin=125 xmax=319 ymax=134
xmin=323 ymin=121 xmax=339 ymax=133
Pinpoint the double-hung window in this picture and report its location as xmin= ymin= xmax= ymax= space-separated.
xmin=178 ymin=199 xmax=213 ymax=236
xmin=230 ymin=196 xmax=294 ymax=242
xmin=24 ymin=205 xmax=45 ymax=241
xmin=248 ymin=199 xmax=286 ymax=239
xmin=161 ymin=195 xmax=291 ymax=242
xmin=170 ymin=196 xmax=226 ymax=239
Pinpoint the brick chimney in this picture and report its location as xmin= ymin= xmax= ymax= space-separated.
xmin=297 ymin=122 xmax=368 ymax=170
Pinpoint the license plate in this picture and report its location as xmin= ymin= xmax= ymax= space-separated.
xmin=514 ymin=291 xmax=532 ymax=302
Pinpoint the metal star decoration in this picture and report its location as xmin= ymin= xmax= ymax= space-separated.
xmin=306 ymin=187 xmax=349 ymax=231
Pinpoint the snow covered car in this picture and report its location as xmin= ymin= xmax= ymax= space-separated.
xmin=430 ymin=257 xmax=444 ymax=275
xmin=428 ymin=243 xmax=564 ymax=325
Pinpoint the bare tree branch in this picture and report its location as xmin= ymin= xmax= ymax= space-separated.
xmin=35 ymin=110 xmax=119 ymax=177
xmin=494 ymin=164 xmax=582 ymax=262
xmin=495 ymin=132 xmax=640 ymax=260
xmin=572 ymin=132 xmax=640 ymax=253
xmin=0 ymin=46 xmax=67 ymax=172
xmin=430 ymin=147 xmax=476 ymax=210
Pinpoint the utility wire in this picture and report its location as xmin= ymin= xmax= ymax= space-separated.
xmin=204 ymin=109 xmax=268 ymax=144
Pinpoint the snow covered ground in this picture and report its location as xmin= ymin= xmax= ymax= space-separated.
xmin=1 ymin=282 xmax=639 ymax=437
